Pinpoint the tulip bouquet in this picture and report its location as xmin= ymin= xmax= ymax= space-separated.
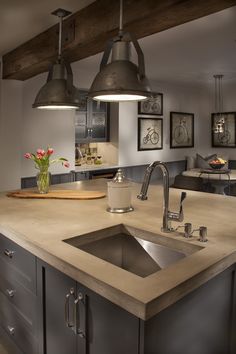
xmin=24 ymin=148 xmax=70 ymax=193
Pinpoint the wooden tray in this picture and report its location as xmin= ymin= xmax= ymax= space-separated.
xmin=7 ymin=189 xmax=106 ymax=200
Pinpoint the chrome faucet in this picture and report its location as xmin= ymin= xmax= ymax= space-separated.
xmin=137 ymin=161 xmax=187 ymax=232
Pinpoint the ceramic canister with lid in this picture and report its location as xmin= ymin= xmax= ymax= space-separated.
xmin=107 ymin=169 xmax=134 ymax=213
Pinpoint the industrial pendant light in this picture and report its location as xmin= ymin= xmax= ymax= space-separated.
xmin=88 ymin=0 xmax=152 ymax=102
xmin=213 ymin=74 xmax=225 ymax=133
xmin=33 ymin=9 xmax=79 ymax=110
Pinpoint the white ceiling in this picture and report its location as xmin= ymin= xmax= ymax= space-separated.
xmin=0 ymin=0 xmax=95 ymax=55
xmin=140 ymin=5 xmax=236 ymax=84
xmin=0 ymin=3 xmax=236 ymax=84
xmin=76 ymin=6 xmax=236 ymax=84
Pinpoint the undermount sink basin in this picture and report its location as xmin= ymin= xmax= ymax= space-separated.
xmin=64 ymin=224 xmax=201 ymax=278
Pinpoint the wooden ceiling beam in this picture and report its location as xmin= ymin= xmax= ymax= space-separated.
xmin=2 ymin=0 xmax=236 ymax=80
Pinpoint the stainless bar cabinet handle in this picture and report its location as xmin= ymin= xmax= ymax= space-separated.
xmin=74 ymin=292 xmax=86 ymax=338
xmin=7 ymin=326 xmax=15 ymax=335
xmin=65 ymin=288 xmax=75 ymax=328
xmin=6 ymin=289 xmax=16 ymax=298
xmin=4 ymin=249 xmax=15 ymax=258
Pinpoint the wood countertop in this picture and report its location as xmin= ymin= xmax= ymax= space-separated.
xmin=0 ymin=179 xmax=236 ymax=320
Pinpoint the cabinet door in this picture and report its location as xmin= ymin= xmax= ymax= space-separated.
xmin=40 ymin=263 xmax=77 ymax=354
xmin=75 ymin=172 xmax=89 ymax=181
xmin=90 ymin=113 xmax=107 ymax=140
xmin=75 ymin=90 xmax=89 ymax=143
xmin=89 ymin=100 xmax=109 ymax=142
xmin=76 ymin=283 xmax=139 ymax=354
xmin=75 ymin=112 xmax=89 ymax=142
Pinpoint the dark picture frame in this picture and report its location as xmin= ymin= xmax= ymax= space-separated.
xmin=170 ymin=112 xmax=194 ymax=149
xmin=211 ymin=112 xmax=236 ymax=148
xmin=138 ymin=93 xmax=163 ymax=116
xmin=138 ymin=117 xmax=163 ymax=151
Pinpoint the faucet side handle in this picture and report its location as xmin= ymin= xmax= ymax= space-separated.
xmin=168 ymin=191 xmax=187 ymax=222
xmin=179 ymin=191 xmax=187 ymax=222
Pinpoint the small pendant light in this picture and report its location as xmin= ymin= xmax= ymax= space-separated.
xmin=33 ymin=9 xmax=79 ymax=110
xmin=213 ymin=74 xmax=225 ymax=134
xmin=88 ymin=0 xmax=152 ymax=102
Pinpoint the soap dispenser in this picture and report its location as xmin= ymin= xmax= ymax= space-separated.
xmin=107 ymin=169 xmax=134 ymax=213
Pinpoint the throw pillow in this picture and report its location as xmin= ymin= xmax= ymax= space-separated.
xmin=186 ymin=156 xmax=196 ymax=170
xmin=196 ymin=153 xmax=217 ymax=169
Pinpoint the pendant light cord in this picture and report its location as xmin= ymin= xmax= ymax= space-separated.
xmin=213 ymin=74 xmax=225 ymax=132
xmin=214 ymin=75 xmax=224 ymax=116
xmin=58 ymin=15 xmax=63 ymax=61
xmin=119 ymin=0 xmax=123 ymax=37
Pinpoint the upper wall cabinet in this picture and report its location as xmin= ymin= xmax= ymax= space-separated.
xmin=75 ymin=90 xmax=110 ymax=143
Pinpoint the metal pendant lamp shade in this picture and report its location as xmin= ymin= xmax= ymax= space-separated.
xmin=33 ymin=9 xmax=79 ymax=110
xmin=32 ymin=61 xmax=79 ymax=109
xmin=88 ymin=0 xmax=151 ymax=102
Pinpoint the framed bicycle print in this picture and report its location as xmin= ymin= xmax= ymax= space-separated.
xmin=138 ymin=93 xmax=163 ymax=116
xmin=138 ymin=117 xmax=163 ymax=151
xmin=170 ymin=112 xmax=194 ymax=148
xmin=211 ymin=112 xmax=236 ymax=147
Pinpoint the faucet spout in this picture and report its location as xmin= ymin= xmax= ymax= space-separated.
xmin=137 ymin=161 xmax=187 ymax=233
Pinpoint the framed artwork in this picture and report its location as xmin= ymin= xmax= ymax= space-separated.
xmin=138 ymin=93 xmax=163 ymax=116
xmin=138 ymin=117 xmax=163 ymax=151
xmin=170 ymin=112 xmax=194 ymax=148
xmin=211 ymin=112 xmax=236 ymax=147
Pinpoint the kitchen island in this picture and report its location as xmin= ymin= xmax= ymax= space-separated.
xmin=0 ymin=179 xmax=235 ymax=354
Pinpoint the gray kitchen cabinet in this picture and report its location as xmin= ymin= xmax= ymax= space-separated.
xmin=141 ymin=265 xmax=236 ymax=354
xmin=1 ymin=231 xmax=236 ymax=354
xmin=73 ymin=171 xmax=90 ymax=181
xmin=38 ymin=261 xmax=140 ymax=354
xmin=0 ymin=233 xmax=39 ymax=354
xmin=38 ymin=261 xmax=77 ymax=354
xmin=38 ymin=262 xmax=236 ymax=354
xmin=75 ymin=90 xmax=110 ymax=143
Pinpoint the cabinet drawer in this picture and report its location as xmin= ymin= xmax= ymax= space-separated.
xmin=0 ymin=234 xmax=36 ymax=292
xmin=0 ymin=294 xmax=37 ymax=354
xmin=0 ymin=275 xmax=37 ymax=330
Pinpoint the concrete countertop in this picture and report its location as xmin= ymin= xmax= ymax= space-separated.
xmin=0 ymin=179 xmax=236 ymax=320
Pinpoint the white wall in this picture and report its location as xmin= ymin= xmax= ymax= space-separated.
xmin=197 ymin=80 xmax=236 ymax=161
xmin=21 ymin=54 xmax=118 ymax=177
xmin=0 ymin=80 xmax=23 ymax=191
xmin=1 ymin=51 xmax=236 ymax=191
xmin=21 ymin=73 xmax=75 ymax=177
xmin=118 ymin=82 xmax=202 ymax=166
xmin=118 ymin=80 xmax=236 ymax=167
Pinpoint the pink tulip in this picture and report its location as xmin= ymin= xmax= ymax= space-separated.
xmin=24 ymin=153 xmax=31 ymax=159
xmin=47 ymin=148 xmax=54 ymax=155
xmin=37 ymin=149 xmax=45 ymax=156
xmin=37 ymin=154 xmax=43 ymax=160
xmin=64 ymin=161 xmax=70 ymax=168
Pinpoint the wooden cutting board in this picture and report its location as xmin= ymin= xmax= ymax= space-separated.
xmin=7 ymin=189 xmax=106 ymax=200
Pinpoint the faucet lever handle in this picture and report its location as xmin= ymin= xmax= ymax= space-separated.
xmin=180 ymin=191 xmax=187 ymax=203
xmin=178 ymin=191 xmax=187 ymax=222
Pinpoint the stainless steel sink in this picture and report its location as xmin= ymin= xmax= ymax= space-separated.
xmin=64 ymin=224 xmax=201 ymax=278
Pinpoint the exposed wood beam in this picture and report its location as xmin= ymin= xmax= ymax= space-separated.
xmin=3 ymin=0 xmax=236 ymax=80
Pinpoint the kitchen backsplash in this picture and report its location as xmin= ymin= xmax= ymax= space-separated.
xmin=75 ymin=142 xmax=118 ymax=166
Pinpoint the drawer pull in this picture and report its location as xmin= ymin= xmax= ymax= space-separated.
xmin=6 ymin=289 xmax=15 ymax=298
xmin=4 ymin=249 xmax=15 ymax=258
xmin=65 ymin=288 xmax=76 ymax=328
xmin=74 ymin=292 xmax=86 ymax=338
xmin=7 ymin=326 xmax=15 ymax=336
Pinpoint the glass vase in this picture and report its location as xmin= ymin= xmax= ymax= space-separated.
xmin=36 ymin=171 xmax=51 ymax=194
